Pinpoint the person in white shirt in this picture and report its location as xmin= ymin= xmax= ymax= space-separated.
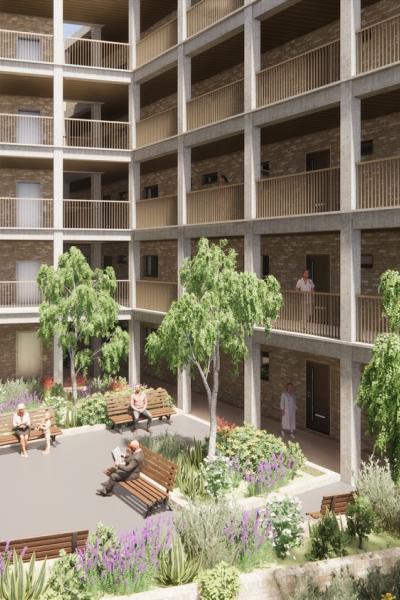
xmin=296 ymin=269 xmax=315 ymax=293
xmin=12 ymin=403 xmax=31 ymax=458
xmin=280 ymin=383 xmax=297 ymax=439
xmin=296 ymin=269 xmax=315 ymax=326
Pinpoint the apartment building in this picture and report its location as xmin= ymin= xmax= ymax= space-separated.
xmin=0 ymin=0 xmax=399 ymax=483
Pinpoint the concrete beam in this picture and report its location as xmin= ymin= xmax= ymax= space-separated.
xmin=353 ymin=207 xmax=400 ymax=230
xmin=184 ymin=114 xmax=245 ymax=147
xmin=63 ymin=68 xmax=131 ymax=84
xmin=253 ymin=0 xmax=302 ymax=20
xmin=133 ymin=48 xmax=178 ymax=84
xmin=352 ymin=63 xmax=400 ymax=99
xmin=133 ymin=137 xmax=179 ymax=162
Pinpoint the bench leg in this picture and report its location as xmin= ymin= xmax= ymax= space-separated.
xmin=51 ymin=435 xmax=56 ymax=445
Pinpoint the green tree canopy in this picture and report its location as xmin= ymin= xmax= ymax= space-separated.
xmin=37 ymin=246 xmax=129 ymax=401
xmin=145 ymin=238 xmax=282 ymax=457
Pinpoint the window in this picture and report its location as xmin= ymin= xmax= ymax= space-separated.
xmin=361 ymin=254 xmax=373 ymax=268
xmin=261 ymin=352 xmax=269 ymax=381
xmin=361 ymin=140 xmax=373 ymax=157
xmin=103 ymin=256 xmax=113 ymax=268
xmin=143 ymin=255 xmax=158 ymax=278
xmin=118 ymin=255 xmax=128 ymax=264
xmin=261 ymin=161 xmax=270 ymax=177
xmin=144 ymin=185 xmax=159 ymax=199
xmin=202 ymin=172 xmax=218 ymax=186
xmin=103 ymin=194 xmax=111 ymax=201
xmin=306 ymin=149 xmax=330 ymax=171
xmin=262 ymin=255 xmax=270 ymax=279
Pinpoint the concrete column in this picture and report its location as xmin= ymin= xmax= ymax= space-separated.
xmin=340 ymin=0 xmax=361 ymax=80
xmin=53 ymin=231 xmax=64 ymax=383
xmin=91 ymin=173 xmax=102 ymax=199
xmin=129 ymin=160 xmax=140 ymax=229
xmin=129 ymin=238 xmax=140 ymax=307
xmin=244 ymin=5 xmax=260 ymax=112
xmin=130 ymin=83 xmax=141 ymax=149
xmin=340 ymin=83 xmax=360 ymax=212
xmin=53 ymin=0 xmax=64 ymax=66
xmin=244 ymin=339 xmax=261 ymax=427
xmin=340 ymin=351 xmax=361 ymax=484
xmin=128 ymin=0 xmax=140 ymax=68
xmin=129 ymin=320 xmax=141 ymax=385
xmin=178 ymin=0 xmax=190 ymax=43
xmin=90 ymin=25 xmax=103 ymax=67
xmin=177 ymin=233 xmax=192 ymax=413
xmin=90 ymin=242 xmax=102 ymax=270
xmin=340 ymin=223 xmax=361 ymax=343
xmin=177 ymin=139 xmax=191 ymax=225
xmin=177 ymin=47 xmax=191 ymax=134
xmin=244 ymin=116 xmax=261 ymax=220
xmin=244 ymin=231 xmax=260 ymax=275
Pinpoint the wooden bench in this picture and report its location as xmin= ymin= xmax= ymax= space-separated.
xmin=118 ymin=446 xmax=177 ymax=517
xmin=0 ymin=407 xmax=62 ymax=449
xmin=107 ymin=387 xmax=176 ymax=429
xmin=0 ymin=530 xmax=88 ymax=562
xmin=308 ymin=492 xmax=355 ymax=519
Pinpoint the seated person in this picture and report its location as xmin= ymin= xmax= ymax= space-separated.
xmin=13 ymin=403 xmax=31 ymax=458
xmin=96 ymin=440 xmax=144 ymax=497
xmin=129 ymin=384 xmax=152 ymax=432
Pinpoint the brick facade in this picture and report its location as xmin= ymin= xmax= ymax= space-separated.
xmin=140 ymin=240 xmax=178 ymax=282
xmin=0 ymin=12 xmax=53 ymax=34
xmin=0 ymin=168 xmax=53 ymax=198
xmin=0 ymin=241 xmax=52 ymax=280
xmin=361 ymin=230 xmax=400 ymax=294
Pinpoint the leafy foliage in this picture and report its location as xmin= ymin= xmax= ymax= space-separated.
xmin=145 ymin=238 xmax=282 ymax=457
xmin=356 ymin=562 xmax=400 ymax=600
xmin=357 ymin=458 xmax=400 ymax=534
xmin=0 ymin=551 xmax=47 ymax=600
xmin=202 ymin=456 xmax=236 ymax=499
xmin=307 ymin=511 xmax=347 ymax=561
xmin=76 ymin=393 xmax=109 ymax=426
xmin=293 ymin=573 xmax=358 ymax=600
xmin=158 ymin=534 xmax=199 ymax=586
xmin=346 ymin=495 xmax=375 ymax=549
xmin=198 ymin=562 xmax=240 ymax=600
xmin=267 ymin=495 xmax=303 ymax=558
xmin=44 ymin=551 xmax=91 ymax=600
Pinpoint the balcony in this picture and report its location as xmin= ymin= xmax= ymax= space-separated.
xmin=187 ymin=80 xmax=244 ymax=130
xmin=136 ymin=280 xmax=177 ymax=312
xmin=64 ymin=38 xmax=130 ymax=70
xmin=63 ymin=199 xmax=130 ymax=230
xmin=274 ymin=290 xmax=340 ymax=339
xmin=187 ymin=183 xmax=244 ymax=224
xmin=357 ymin=156 xmax=400 ymax=210
xmin=0 ymin=281 xmax=41 ymax=308
xmin=357 ymin=295 xmax=389 ymax=344
xmin=257 ymin=168 xmax=340 ymax=218
xmin=137 ymin=19 xmax=177 ymax=66
xmin=136 ymin=195 xmax=177 ymax=229
xmin=0 ymin=113 xmax=53 ymax=145
xmin=115 ymin=280 xmax=131 ymax=308
xmin=257 ymin=40 xmax=340 ymax=107
xmin=136 ymin=107 xmax=177 ymax=147
xmin=358 ymin=14 xmax=400 ymax=74
xmin=187 ymin=0 xmax=244 ymax=37
xmin=64 ymin=119 xmax=130 ymax=150
xmin=0 ymin=29 xmax=53 ymax=63
xmin=0 ymin=198 xmax=53 ymax=228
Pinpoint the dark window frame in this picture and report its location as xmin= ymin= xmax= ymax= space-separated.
xmin=143 ymin=255 xmax=159 ymax=278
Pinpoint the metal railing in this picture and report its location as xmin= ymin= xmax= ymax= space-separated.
xmin=257 ymin=168 xmax=340 ymax=218
xmin=357 ymin=156 xmax=400 ymax=209
xmin=63 ymin=199 xmax=130 ymax=230
xmin=187 ymin=183 xmax=244 ymax=224
xmin=0 ymin=198 xmax=53 ymax=228
xmin=357 ymin=295 xmax=389 ymax=344
xmin=0 ymin=28 xmax=53 ymax=62
xmin=0 ymin=281 xmax=41 ymax=307
xmin=257 ymin=40 xmax=340 ymax=107
xmin=136 ymin=195 xmax=177 ymax=229
xmin=187 ymin=0 xmax=244 ymax=37
xmin=274 ymin=290 xmax=340 ymax=339
xmin=187 ymin=79 xmax=244 ymax=130
xmin=136 ymin=107 xmax=177 ymax=147
xmin=357 ymin=14 xmax=400 ymax=73
xmin=137 ymin=18 xmax=177 ymax=66
xmin=64 ymin=37 xmax=130 ymax=70
xmin=64 ymin=118 xmax=130 ymax=150
xmin=0 ymin=113 xmax=53 ymax=145
xmin=136 ymin=280 xmax=177 ymax=313
xmin=115 ymin=280 xmax=131 ymax=308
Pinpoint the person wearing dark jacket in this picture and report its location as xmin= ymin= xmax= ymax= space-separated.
xmin=96 ymin=440 xmax=144 ymax=497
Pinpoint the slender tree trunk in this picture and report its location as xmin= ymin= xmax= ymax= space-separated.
xmin=207 ymin=344 xmax=220 ymax=459
xmin=69 ymin=350 xmax=78 ymax=405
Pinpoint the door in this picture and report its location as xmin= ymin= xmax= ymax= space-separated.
xmin=16 ymin=332 xmax=42 ymax=377
xmin=306 ymin=149 xmax=330 ymax=171
xmin=306 ymin=255 xmax=330 ymax=293
xmin=16 ymin=36 xmax=41 ymax=61
xmin=16 ymin=182 xmax=42 ymax=228
xmin=16 ymin=110 xmax=41 ymax=144
xmin=16 ymin=261 xmax=41 ymax=305
xmin=306 ymin=362 xmax=330 ymax=434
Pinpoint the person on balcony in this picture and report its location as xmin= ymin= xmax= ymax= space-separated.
xmin=129 ymin=384 xmax=152 ymax=432
xmin=218 ymin=174 xmax=229 ymax=185
xmin=281 ymin=383 xmax=297 ymax=439
xmin=13 ymin=403 xmax=31 ymax=458
xmin=296 ymin=268 xmax=315 ymax=327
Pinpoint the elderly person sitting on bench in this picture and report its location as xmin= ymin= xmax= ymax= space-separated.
xmin=96 ymin=440 xmax=144 ymax=497
xmin=13 ymin=403 xmax=31 ymax=458
xmin=130 ymin=384 xmax=152 ymax=432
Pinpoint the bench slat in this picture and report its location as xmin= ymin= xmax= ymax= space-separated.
xmin=0 ymin=531 xmax=88 ymax=562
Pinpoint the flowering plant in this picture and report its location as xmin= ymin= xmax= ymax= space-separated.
xmin=217 ymin=416 xmax=237 ymax=432
xmin=245 ymin=452 xmax=294 ymax=496
xmin=266 ymin=494 xmax=303 ymax=558
xmin=40 ymin=376 xmax=54 ymax=391
xmin=202 ymin=455 xmax=237 ymax=498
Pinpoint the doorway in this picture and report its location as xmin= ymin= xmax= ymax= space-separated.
xmin=306 ymin=361 xmax=330 ymax=435
xmin=306 ymin=254 xmax=330 ymax=293
xmin=16 ymin=182 xmax=42 ymax=228
xmin=306 ymin=149 xmax=330 ymax=171
xmin=16 ymin=110 xmax=41 ymax=144
xmin=16 ymin=36 xmax=41 ymax=61
xmin=16 ymin=331 xmax=42 ymax=377
xmin=16 ymin=261 xmax=41 ymax=305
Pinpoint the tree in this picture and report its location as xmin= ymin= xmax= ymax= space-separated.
xmin=145 ymin=238 xmax=282 ymax=458
xmin=37 ymin=247 xmax=129 ymax=402
xmin=357 ymin=270 xmax=400 ymax=481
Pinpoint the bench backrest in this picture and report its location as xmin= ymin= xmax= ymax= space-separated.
xmin=0 ymin=530 xmax=88 ymax=562
xmin=141 ymin=446 xmax=177 ymax=492
xmin=332 ymin=492 xmax=354 ymax=514
xmin=320 ymin=495 xmax=334 ymax=514
xmin=0 ymin=407 xmax=54 ymax=436
xmin=106 ymin=387 xmax=170 ymax=418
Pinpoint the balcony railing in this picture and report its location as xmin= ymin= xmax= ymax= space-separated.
xmin=0 ymin=281 xmax=41 ymax=307
xmin=64 ymin=119 xmax=130 ymax=150
xmin=64 ymin=37 xmax=130 ymax=70
xmin=187 ymin=0 xmax=244 ymax=37
xmin=187 ymin=183 xmax=244 ymax=224
xmin=257 ymin=40 xmax=340 ymax=107
xmin=115 ymin=280 xmax=131 ymax=308
xmin=0 ymin=113 xmax=53 ymax=145
xmin=136 ymin=280 xmax=177 ymax=313
xmin=357 ymin=14 xmax=400 ymax=73
xmin=357 ymin=295 xmax=389 ymax=344
xmin=274 ymin=290 xmax=340 ymax=339
xmin=137 ymin=19 xmax=177 ymax=66
xmin=0 ymin=198 xmax=53 ymax=228
xmin=187 ymin=79 xmax=244 ymax=130
xmin=136 ymin=195 xmax=177 ymax=229
xmin=63 ymin=199 xmax=130 ymax=230
xmin=357 ymin=156 xmax=400 ymax=209
xmin=136 ymin=107 xmax=177 ymax=147
xmin=257 ymin=168 xmax=340 ymax=218
xmin=0 ymin=29 xmax=53 ymax=62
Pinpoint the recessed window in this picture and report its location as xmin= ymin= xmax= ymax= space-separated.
xmin=103 ymin=256 xmax=113 ymax=268
xmin=262 ymin=255 xmax=270 ymax=279
xmin=103 ymin=194 xmax=111 ymax=201
xmin=361 ymin=140 xmax=373 ymax=157
xmin=118 ymin=255 xmax=128 ymax=264
xmin=202 ymin=172 xmax=218 ymax=186
xmin=261 ymin=161 xmax=270 ymax=177
xmin=361 ymin=254 xmax=373 ymax=268
xmin=261 ymin=352 xmax=269 ymax=381
xmin=143 ymin=255 xmax=158 ymax=278
xmin=144 ymin=185 xmax=159 ymax=199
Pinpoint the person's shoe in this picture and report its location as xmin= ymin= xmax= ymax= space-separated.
xmin=290 ymin=432 xmax=295 ymax=439
xmin=146 ymin=426 xmax=152 ymax=433
xmin=96 ymin=488 xmax=111 ymax=497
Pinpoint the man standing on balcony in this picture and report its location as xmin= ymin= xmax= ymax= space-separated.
xmin=281 ymin=383 xmax=297 ymax=439
xmin=129 ymin=384 xmax=152 ymax=432
xmin=296 ymin=268 xmax=315 ymax=327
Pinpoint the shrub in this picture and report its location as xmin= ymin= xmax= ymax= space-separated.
xmin=356 ymin=562 xmax=400 ymax=600
xmin=44 ymin=551 xmax=91 ymax=600
xmin=224 ymin=507 xmax=273 ymax=569
xmin=267 ymin=495 xmax=303 ymax=559
xmin=140 ymin=432 xmax=199 ymax=462
xmin=76 ymin=393 xmax=109 ymax=426
xmin=307 ymin=511 xmax=347 ymax=561
xmin=0 ymin=550 xmax=48 ymax=600
xmin=198 ymin=562 xmax=240 ymax=600
xmin=158 ymin=534 xmax=199 ymax=585
xmin=293 ymin=573 xmax=357 ymax=600
xmin=176 ymin=440 xmax=207 ymax=500
xmin=357 ymin=458 xmax=400 ymax=534
xmin=44 ymin=395 xmax=73 ymax=427
xmin=346 ymin=495 xmax=375 ymax=549
xmin=203 ymin=456 xmax=236 ymax=498
xmin=244 ymin=452 xmax=293 ymax=496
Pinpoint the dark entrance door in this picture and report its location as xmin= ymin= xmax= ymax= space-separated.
xmin=306 ymin=361 xmax=330 ymax=435
xmin=306 ymin=149 xmax=331 ymax=171
xmin=306 ymin=254 xmax=330 ymax=293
